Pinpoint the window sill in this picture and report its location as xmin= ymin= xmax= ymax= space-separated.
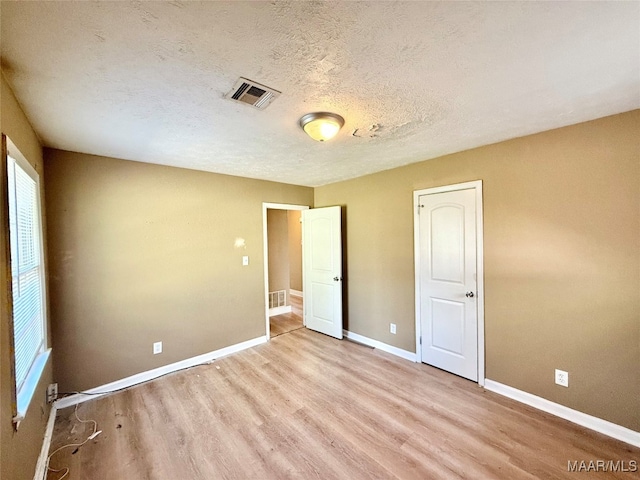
xmin=13 ymin=349 xmax=51 ymax=430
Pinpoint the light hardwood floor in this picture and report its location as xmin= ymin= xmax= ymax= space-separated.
xmin=48 ymin=327 xmax=638 ymax=480
xmin=269 ymin=295 xmax=303 ymax=337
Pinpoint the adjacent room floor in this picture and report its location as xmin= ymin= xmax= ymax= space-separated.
xmin=269 ymin=294 xmax=303 ymax=338
xmin=47 ymin=326 xmax=638 ymax=480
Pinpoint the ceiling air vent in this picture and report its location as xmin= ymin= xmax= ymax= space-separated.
xmin=225 ymin=77 xmax=281 ymax=110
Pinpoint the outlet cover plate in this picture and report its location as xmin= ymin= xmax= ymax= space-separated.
xmin=153 ymin=341 xmax=163 ymax=355
xmin=390 ymin=323 xmax=397 ymax=334
xmin=46 ymin=383 xmax=58 ymax=403
xmin=555 ymin=369 xmax=568 ymax=387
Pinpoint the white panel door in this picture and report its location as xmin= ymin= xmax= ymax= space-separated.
xmin=302 ymin=206 xmax=343 ymax=339
xmin=419 ymin=188 xmax=477 ymax=381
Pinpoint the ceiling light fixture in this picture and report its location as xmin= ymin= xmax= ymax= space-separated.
xmin=299 ymin=112 xmax=344 ymax=142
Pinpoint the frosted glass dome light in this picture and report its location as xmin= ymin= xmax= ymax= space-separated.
xmin=299 ymin=112 xmax=345 ymax=142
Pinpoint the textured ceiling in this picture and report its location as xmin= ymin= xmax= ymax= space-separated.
xmin=1 ymin=1 xmax=639 ymax=187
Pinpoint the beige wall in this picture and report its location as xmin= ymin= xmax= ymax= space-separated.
xmin=1 ymin=73 xmax=53 ymax=480
xmin=315 ymin=110 xmax=640 ymax=431
xmin=288 ymin=210 xmax=302 ymax=292
xmin=44 ymin=149 xmax=313 ymax=392
xmin=267 ymin=209 xmax=290 ymax=303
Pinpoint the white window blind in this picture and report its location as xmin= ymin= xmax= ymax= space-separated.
xmin=7 ymin=154 xmax=45 ymax=395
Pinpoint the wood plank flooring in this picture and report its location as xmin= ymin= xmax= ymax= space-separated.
xmin=48 ymin=327 xmax=639 ymax=480
xmin=269 ymin=295 xmax=303 ymax=337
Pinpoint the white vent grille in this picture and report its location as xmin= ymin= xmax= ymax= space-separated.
xmin=225 ymin=77 xmax=281 ymax=110
xmin=269 ymin=290 xmax=286 ymax=309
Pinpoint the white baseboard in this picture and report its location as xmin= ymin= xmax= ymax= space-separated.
xmin=55 ymin=335 xmax=267 ymax=410
xmin=484 ymin=379 xmax=640 ymax=448
xmin=343 ymin=330 xmax=417 ymax=362
xmin=33 ymin=403 xmax=57 ymax=480
xmin=269 ymin=305 xmax=292 ymax=316
xmin=289 ymin=289 xmax=303 ymax=298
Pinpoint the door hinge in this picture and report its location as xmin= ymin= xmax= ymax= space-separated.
xmin=417 ymin=204 xmax=424 ymax=215
xmin=419 ymin=336 xmax=422 ymax=345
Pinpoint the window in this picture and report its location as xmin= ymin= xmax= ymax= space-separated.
xmin=5 ymin=138 xmax=49 ymax=425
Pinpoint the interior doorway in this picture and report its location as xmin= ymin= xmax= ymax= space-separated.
xmin=413 ymin=181 xmax=485 ymax=385
xmin=263 ymin=203 xmax=309 ymax=339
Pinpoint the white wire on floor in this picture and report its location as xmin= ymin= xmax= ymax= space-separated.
xmin=46 ymin=404 xmax=100 ymax=480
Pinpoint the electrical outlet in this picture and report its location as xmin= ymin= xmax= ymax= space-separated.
xmin=153 ymin=341 xmax=163 ymax=355
xmin=390 ymin=323 xmax=397 ymax=334
xmin=46 ymin=383 xmax=58 ymax=403
xmin=555 ymin=369 xmax=569 ymax=387
xmin=242 ymin=255 xmax=249 ymax=266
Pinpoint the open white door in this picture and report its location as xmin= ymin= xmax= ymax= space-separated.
xmin=302 ymin=206 xmax=343 ymax=339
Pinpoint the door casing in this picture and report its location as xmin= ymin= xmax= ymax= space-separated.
xmin=413 ymin=181 xmax=485 ymax=386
